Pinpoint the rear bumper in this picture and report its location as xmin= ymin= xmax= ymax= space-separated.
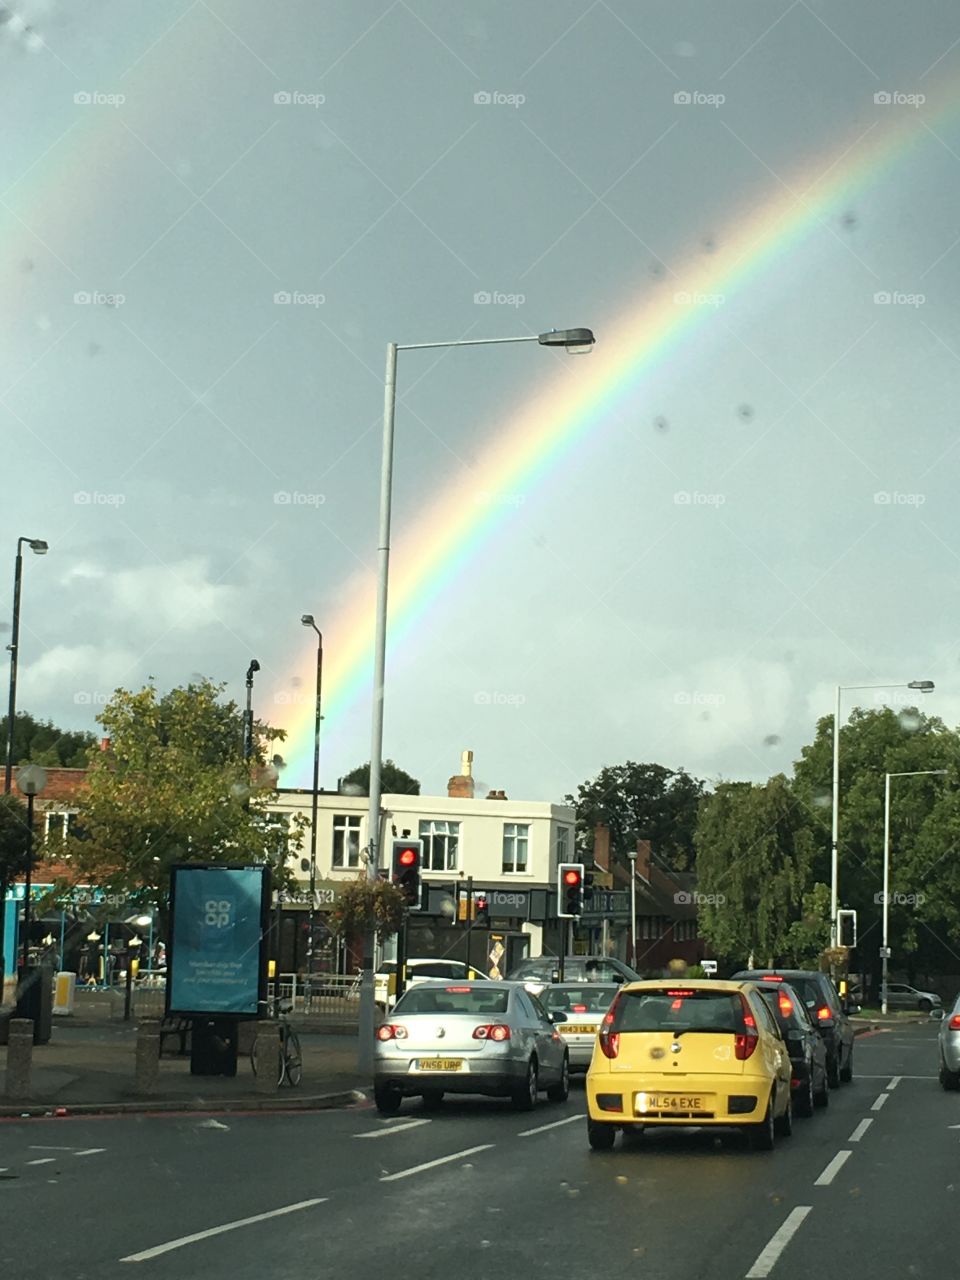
xmin=375 ymin=1052 xmax=528 ymax=1097
xmin=586 ymin=1071 xmax=773 ymax=1126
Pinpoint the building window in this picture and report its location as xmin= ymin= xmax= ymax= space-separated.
xmin=332 ymin=815 xmax=361 ymax=868
xmin=419 ymin=820 xmax=460 ymax=871
xmin=502 ymin=823 xmax=530 ymax=874
xmin=555 ymin=825 xmax=570 ymax=865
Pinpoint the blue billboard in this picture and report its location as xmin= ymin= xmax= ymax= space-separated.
xmin=167 ymin=865 xmax=268 ymax=1017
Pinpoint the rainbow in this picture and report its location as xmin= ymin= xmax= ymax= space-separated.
xmin=276 ymin=96 xmax=948 ymax=780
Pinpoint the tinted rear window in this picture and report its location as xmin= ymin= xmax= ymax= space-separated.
xmin=613 ymin=989 xmax=746 ymax=1034
xmin=395 ymin=986 xmax=509 ymax=1016
xmin=741 ymin=974 xmax=827 ymax=1011
xmin=543 ymin=985 xmax=618 ymax=1013
xmin=412 ymin=962 xmax=468 ymax=978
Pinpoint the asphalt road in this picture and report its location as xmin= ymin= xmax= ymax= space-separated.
xmin=0 ymin=1022 xmax=954 ymax=1279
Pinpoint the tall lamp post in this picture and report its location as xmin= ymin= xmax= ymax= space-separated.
xmin=830 ymin=679 xmax=934 ymax=945
xmin=15 ymin=763 xmax=46 ymax=976
xmin=881 ymin=768 xmax=947 ymax=1014
xmin=301 ymin=615 xmax=323 ymax=975
xmin=360 ymin=326 xmax=596 ymax=1071
xmin=243 ymin=659 xmax=260 ymax=763
xmin=627 ymin=849 xmax=638 ymax=969
xmin=5 ymin=537 xmax=48 ymax=794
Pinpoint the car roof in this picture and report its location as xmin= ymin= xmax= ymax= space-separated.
xmin=618 ymin=979 xmax=758 ymax=995
xmin=733 ymin=968 xmax=826 ymax=979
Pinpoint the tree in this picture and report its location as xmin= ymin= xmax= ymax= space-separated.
xmin=0 ymin=793 xmax=32 ymax=992
xmin=341 ymin=760 xmax=420 ymax=796
xmin=695 ymin=775 xmax=818 ymax=967
xmin=62 ymin=679 xmax=305 ymax=922
xmin=0 ymin=711 xmax=96 ymax=768
xmin=565 ymin=761 xmax=706 ymax=869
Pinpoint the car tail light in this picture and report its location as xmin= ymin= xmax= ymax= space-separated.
xmin=376 ymin=1024 xmax=408 ymax=1041
xmin=816 ymin=1006 xmax=834 ymax=1026
xmin=778 ymin=993 xmax=793 ymax=1017
xmin=473 ymin=1024 xmax=511 ymax=1041
xmin=572 ymin=1004 xmax=588 ymax=1014
xmin=599 ymin=1000 xmax=621 ymax=1059
xmin=735 ymin=1000 xmax=759 ymax=1060
xmin=948 ymin=1014 xmax=960 ymax=1030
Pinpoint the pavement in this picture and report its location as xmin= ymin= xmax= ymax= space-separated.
xmin=0 ymin=991 xmax=368 ymax=1116
xmin=0 ymin=1020 xmax=954 ymax=1280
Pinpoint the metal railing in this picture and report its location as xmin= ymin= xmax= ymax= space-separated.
xmin=107 ymin=970 xmax=364 ymax=1022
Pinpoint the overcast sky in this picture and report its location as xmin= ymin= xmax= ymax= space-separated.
xmin=4 ymin=0 xmax=960 ymax=803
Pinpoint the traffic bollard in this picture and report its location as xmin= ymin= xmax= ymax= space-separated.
xmin=254 ymin=1020 xmax=280 ymax=1094
xmin=135 ymin=1018 xmax=161 ymax=1095
xmin=5 ymin=1018 xmax=34 ymax=1100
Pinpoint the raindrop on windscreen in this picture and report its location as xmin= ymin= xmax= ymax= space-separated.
xmin=701 ymin=236 xmax=717 ymax=253
xmin=653 ymin=416 xmax=669 ymax=433
xmin=840 ymin=211 xmax=858 ymax=229
xmin=87 ymin=343 xmax=102 ymax=357
xmin=648 ymin=261 xmax=666 ymax=278
xmin=20 ymin=258 xmax=34 ymax=272
xmin=737 ymin=404 xmax=754 ymax=421
xmin=763 ymin=734 xmax=780 ymax=747
xmin=898 ymin=711 xmax=921 ymax=733
xmin=813 ymin=790 xmax=831 ymax=809
xmin=291 ymin=675 xmax=303 ymax=688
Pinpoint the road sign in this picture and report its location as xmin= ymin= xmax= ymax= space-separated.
xmin=879 ymin=946 xmax=891 ymax=959
xmin=701 ymin=960 xmax=718 ymax=975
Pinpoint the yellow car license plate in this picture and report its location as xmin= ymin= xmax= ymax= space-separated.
xmin=560 ymin=1025 xmax=595 ymax=1035
xmin=415 ymin=1058 xmax=463 ymax=1072
xmin=636 ymin=1093 xmax=707 ymax=1113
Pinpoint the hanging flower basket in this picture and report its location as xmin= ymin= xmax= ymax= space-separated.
xmin=329 ymin=875 xmax=406 ymax=942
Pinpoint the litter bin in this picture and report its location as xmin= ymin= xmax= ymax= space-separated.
xmin=190 ymin=1017 xmax=239 ymax=1077
xmin=15 ymin=966 xmax=53 ymax=1044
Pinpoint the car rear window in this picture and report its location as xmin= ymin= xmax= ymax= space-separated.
xmin=411 ymin=962 xmax=468 ymax=978
xmin=394 ymin=986 xmax=509 ymax=1016
xmin=758 ymin=976 xmax=825 ymax=1011
xmin=543 ymin=985 xmax=618 ymax=1013
xmin=612 ymin=988 xmax=746 ymax=1034
xmin=757 ymin=988 xmax=804 ymax=1030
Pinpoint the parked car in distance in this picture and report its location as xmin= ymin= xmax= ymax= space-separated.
xmin=540 ymin=983 xmax=620 ymax=1073
xmin=373 ymin=980 xmax=570 ymax=1114
xmin=374 ymin=958 xmax=483 ymax=1010
xmin=752 ymin=980 xmax=829 ymax=1116
xmin=731 ymin=968 xmax=855 ymax=1089
xmin=585 ymin=980 xmax=793 ymax=1152
xmin=883 ymin=982 xmax=942 ymax=1013
xmin=938 ymin=995 xmax=960 ymax=1090
xmin=506 ymin=955 xmax=640 ymax=997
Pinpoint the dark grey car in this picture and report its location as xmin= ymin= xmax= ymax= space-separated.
xmin=732 ymin=969 xmax=855 ymax=1088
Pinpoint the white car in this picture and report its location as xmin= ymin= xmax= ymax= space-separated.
xmin=884 ymin=982 xmax=942 ymax=1012
xmin=374 ymin=958 xmax=483 ymax=1009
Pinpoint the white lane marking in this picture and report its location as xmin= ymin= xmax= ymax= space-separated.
xmin=519 ymin=1114 xmax=584 ymax=1137
xmin=886 ymin=1076 xmax=901 ymax=1090
xmin=871 ymin=1092 xmax=890 ymax=1112
xmin=120 ymin=1199 xmax=327 ymax=1263
xmin=74 ymin=1148 xmax=107 ymax=1157
xmin=857 ymin=1074 xmax=936 ymax=1080
xmin=26 ymin=1158 xmax=56 ymax=1166
xmin=380 ymin=1144 xmax=494 ymax=1183
xmin=29 ymin=1145 xmax=77 ymax=1151
xmin=354 ymin=1119 xmax=431 ymax=1139
xmin=745 ymin=1206 xmax=812 ymax=1278
xmin=848 ymin=1119 xmax=873 ymax=1142
xmin=815 ymin=1150 xmax=852 ymax=1187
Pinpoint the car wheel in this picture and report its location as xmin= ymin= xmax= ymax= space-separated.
xmin=512 ymin=1058 xmax=539 ymax=1111
xmin=775 ymin=1092 xmax=793 ymax=1138
xmin=374 ymin=1083 xmax=402 ymax=1115
xmin=421 ymin=1090 xmax=444 ymax=1111
xmin=797 ymin=1074 xmax=815 ymax=1118
xmin=919 ymin=998 xmax=932 ymax=1013
xmin=547 ymin=1054 xmax=570 ymax=1103
xmin=827 ymin=1053 xmax=841 ymax=1089
xmin=587 ymin=1119 xmax=616 ymax=1151
xmin=748 ymin=1096 xmax=776 ymax=1151
xmin=939 ymin=1063 xmax=960 ymax=1091
xmin=840 ymin=1049 xmax=854 ymax=1084
xmin=814 ymin=1069 xmax=830 ymax=1108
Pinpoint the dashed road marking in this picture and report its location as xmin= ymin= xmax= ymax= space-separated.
xmin=120 ymin=1198 xmax=328 ymax=1262
xmin=745 ymin=1206 xmax=812 ymax=1278
xmin=815 ymin=1150 xmax=852 ymax=1187
xmin=74 ymin=1148 xmax=107 ymax=1157
xmin=848 ymin=1119 xmax=873 ymax=1142
xmin=26 ymin=1158 xmax=56 ymax=1166
xmin=886 ymin=1076 xmax=901 ymax=1090
xmin=380 ymin=1144 xmax=494 ymax=1183
xmin=871 ymin=1092 xmax=890 ymax=1112
xmin=354 ymin=1120 xmax=431 ymax=1139
xmin=519 ymin=1115 xmax=583 ymax=1137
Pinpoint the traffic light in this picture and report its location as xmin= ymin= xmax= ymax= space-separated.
xmin=583 ymin=871 xmax=595 ymax=904
xmin=558 ymin=863 xmax=584 ymax=918
xmin=391 ymin=839 xmax=422 ymax=909
xmin=475 ymin=895 xmax=490 ymax=927
xmin=837 ymin=908 xmax=857 ymax=948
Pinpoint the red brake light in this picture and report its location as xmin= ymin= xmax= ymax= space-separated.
xmin=949 ymin=1015 xmax=960 ymax=1030
xmin=666 ymin=989 xmax=695 ymax=997
xmin=446 ymin=986 xmax=472 ymax=993
xmin=572 ymin=1004 xmax=588 ymax=1013
xmin=599 ymin=999 xmax=621 ymax=1058
xmin=817 ymin=1006 xmax=833 ymax=1023
xmin=473 ymin=1024 xmax=510 ymax=1041
xmin=735 ymin=997 xmax=759 ymax=1060
xmin=763 ymin=974 xmax=784 ymax=982
xmin=778 ymin=993 xmax=793 ymax=1016
xmin=376 ymin=1024 xmax=407 ymax=1041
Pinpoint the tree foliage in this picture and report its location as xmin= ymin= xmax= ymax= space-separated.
xmin=341 ymin=759 xmax=421 ymax=796
xmin=62 ymin=680 xmax=304 ymax=917
xmin=0 ymin=711 xmax=96 ymax=768
xmin=329 ymin=875 xmax=407 ymax=942
xmin=566 ymin=761 xmax=706 ymax=870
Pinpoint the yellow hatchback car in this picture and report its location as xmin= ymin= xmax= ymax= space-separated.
xmin=585 ymin=980 xmax=793 ymax=1151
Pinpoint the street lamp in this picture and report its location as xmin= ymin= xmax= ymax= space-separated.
xmin=4 ymin=537 xmax=48 ymax=794
xmin=243 ymin=660 xmax=260 ymax=762
xmin=361 ymin=326 xmax=596 ymax=1071
xmin=14 ymin=763 xmax=46 ymax=976
xmin=627 ymin=849 xmax=638 ymax=970
xmin=881 ymin=768 xmax=947 ymax=1014
xmin=830 ymin=679 xmax=934 ymax=945
xmin=301 ymin=614 xmax=323 ymax=976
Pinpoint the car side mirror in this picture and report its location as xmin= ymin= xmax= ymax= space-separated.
xmin=930 ymin=1007 xmax=945 ymax=1021
xmin=550 ymin=1010 xmax=567 ymax=1024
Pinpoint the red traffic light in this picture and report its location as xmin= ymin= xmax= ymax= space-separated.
xmin=563 ymin=868 xmax=581 ymax=886
xmin=398 ymin=847 xmax=417 ymax=867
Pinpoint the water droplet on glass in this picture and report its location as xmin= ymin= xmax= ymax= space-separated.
xmin=737 ymin=404 xmax=754 ymax=421
xmin=654 ymin=416 xmax=669 ymax=433
xmin=763 ymin=734 xmax=780 ymax=747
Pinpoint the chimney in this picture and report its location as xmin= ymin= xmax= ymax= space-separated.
xmin=636 ymin=838 xmax=652 ymax=881
xmin=447 ymin=749 xmax=475 ymax=800
xmin=99 ymin=737 xmax=111 ymax=752
xmin=485 ymin=789 xmax=508 ymax=800
xmin=593 ymin=823 xmax=611 ymax=871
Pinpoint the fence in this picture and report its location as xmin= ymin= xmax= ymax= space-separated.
xmin=108 ymin=971 xmax=364 ymax=1023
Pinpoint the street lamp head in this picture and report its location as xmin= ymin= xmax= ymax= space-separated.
xmin=538 ymin=327 xmax=595 ymax=354
xmin=627 ymin=849 xmax=638 ymax=862
xmin=301 ymin=614 xmax=315 ymax=627
xmin=908 ymin=680 xmax=935 ymax=692
xmin=28 ymin=539 xmax=48 ymax=555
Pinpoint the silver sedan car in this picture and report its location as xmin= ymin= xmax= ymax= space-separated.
xmin=540 ymin=983 xmax=619 ymax=1073
xmin=938 ymin=996 xmax=960 ymax=1090
xmin=373 ymin=979 xmax=570 ymax=1114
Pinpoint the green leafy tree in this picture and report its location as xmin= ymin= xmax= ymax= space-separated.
xmin=62 ymin=680 xmax=305 ymax=922
xmin=565 ymin=761 xmax=706 ymax=870
xmin=0 ymin=793 xmax=32 ymax=991
xmin=0 ymin=711 xmax=97 ymax=768
xmin=341 ymin=760 xmax=420 ymax=796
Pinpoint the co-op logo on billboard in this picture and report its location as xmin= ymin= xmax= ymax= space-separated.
xmin=203 ymin=898 xmax=235 ymax=929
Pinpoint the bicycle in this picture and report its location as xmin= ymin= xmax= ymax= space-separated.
xmin=250 ymin=996 xmax=303 ymax=1087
